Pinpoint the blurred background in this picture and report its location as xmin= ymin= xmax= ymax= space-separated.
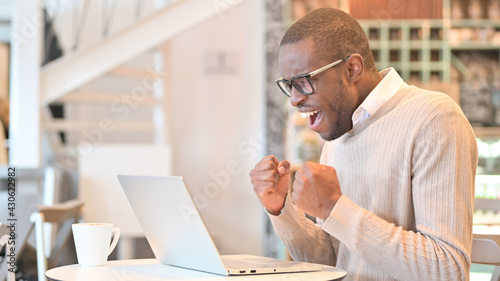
xmin=0 ymin=0 xmax=499 ymax=280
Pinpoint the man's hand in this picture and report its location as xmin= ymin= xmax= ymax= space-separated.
xmin=250 ymin=155 xmax=291 ymax=216
xmin=292 ymin=162 xmax=342 ymax=220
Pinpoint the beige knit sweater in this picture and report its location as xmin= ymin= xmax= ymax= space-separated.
xmin=269 ymin=86 xmax=478 ymax=281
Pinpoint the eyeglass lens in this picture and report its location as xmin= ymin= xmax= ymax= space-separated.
xmin=277 ymin=81 xmax=292 ymax=96
xmin=292 ymin=77 xmax=313 ymax=95
xmin=278 ymin=77 xmax=313 ymax=96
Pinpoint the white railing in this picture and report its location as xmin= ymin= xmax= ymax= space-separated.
xmin=42 ymin=0 xmax=176 ymax=64
xmin=11 ymin=0 xmax=244 ymax=167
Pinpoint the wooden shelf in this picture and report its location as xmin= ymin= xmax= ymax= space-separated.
xmin=451 ymin=44 xmax=500 ymax=50
xmin=451 ymin=19 xmax=500 ymax=28
xmin=360 ymin=19 xmax=444 ymax=27
xmin=360 ymin=14 xmax=500 ymax=132
xmin=360 ymin=20 xmax=451 ymax=83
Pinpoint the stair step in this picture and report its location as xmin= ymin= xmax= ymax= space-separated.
xmin=42 ymin=120 xmax=155 ymax=132
xmin=57 ymin=93 xmax=161 ymax=104
xmin=108 ymin=66 xmax=167 ymax=79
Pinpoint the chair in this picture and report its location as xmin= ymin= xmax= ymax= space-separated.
xmin=0 ymin=223 xmax=15 ymax=281
xmin=472 ymin=197 xmax=500 ymax=281
xmin=30 ymin=199 xmax=84 ymax=281
xmin=472 ymin=233 xmax=500 ymax=281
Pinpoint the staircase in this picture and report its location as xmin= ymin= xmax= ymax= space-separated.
xmin=10 ymin=0 xmax=233 ymax=168
xmin=40 ymin=0 xmax=224 ymax=105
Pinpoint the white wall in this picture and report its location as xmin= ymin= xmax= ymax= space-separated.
xmin=165 ymin=0 xmax=266 ymax=255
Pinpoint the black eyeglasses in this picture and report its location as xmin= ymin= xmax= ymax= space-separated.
xmin=275 ymin=55 xmax=350 ymax=97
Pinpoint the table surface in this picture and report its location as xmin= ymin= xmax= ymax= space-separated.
xmin=46 ymin=259 xmax=347 ymax=281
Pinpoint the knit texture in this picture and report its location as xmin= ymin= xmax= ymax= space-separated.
xmin=269 ymin=86 xmax=478 ymax=281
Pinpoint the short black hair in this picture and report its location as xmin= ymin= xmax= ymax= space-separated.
xmin=280 ymin=8 xmax=377 ymax=72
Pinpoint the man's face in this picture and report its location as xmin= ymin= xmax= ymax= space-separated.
xmin=278 ymin=38 xmax=357 ymax=141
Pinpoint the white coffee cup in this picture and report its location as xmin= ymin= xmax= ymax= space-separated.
xmin=72 ymin=223 xmax=121 ymax=266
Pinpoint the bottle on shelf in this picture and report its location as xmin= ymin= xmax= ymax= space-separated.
xmin=451 ymin=0 xmax=463 ymax=19
xmin=488 ymin=0 xmax=500 ymax=20
xmin=468 ymin=0 xmax=483 ymax=20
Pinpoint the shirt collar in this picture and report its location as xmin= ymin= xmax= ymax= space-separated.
xmin=360 ymin=67 xmax=408 ymax=116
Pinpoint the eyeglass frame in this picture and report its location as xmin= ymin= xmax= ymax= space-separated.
xmin=275 ymin=55 xmax=351 ymax=97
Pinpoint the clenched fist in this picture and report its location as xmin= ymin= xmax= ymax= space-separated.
xmin=249 ymin=155 xmax=291 ymax=216
xmin=292 ymin=162 xmax=342 ymax=220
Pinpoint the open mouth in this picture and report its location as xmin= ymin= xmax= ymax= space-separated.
xmin=300 ymin=110 xmax=322 ymax=129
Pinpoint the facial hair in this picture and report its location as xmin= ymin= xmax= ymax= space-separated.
xmin=323 ymin=78 xmax=354 ymax=141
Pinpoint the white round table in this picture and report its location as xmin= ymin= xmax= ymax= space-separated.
xmin=46 ymin=259 xmax=347 ymax=281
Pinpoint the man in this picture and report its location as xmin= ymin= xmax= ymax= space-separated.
xmin=250 ymin=8 xmax=478 ymax=281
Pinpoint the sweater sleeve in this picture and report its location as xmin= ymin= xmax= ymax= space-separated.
xmin=267 ymin=192 xmax=338 ymax=266
xmin=322 ymin=106 xmax=478 ymax=280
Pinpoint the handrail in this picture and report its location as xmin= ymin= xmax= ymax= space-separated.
xmin=42 ymin=0 xmax=175 ymax=64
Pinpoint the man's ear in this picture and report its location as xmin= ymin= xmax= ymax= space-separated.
xmin=345 ymin=54 xmax=364 ymax=83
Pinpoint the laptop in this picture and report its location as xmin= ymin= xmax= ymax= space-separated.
xmin=117 ymin=175 xmax=323 ymax=276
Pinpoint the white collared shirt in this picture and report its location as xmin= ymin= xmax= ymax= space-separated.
xmin=351 ymin=68 xmax=408 ymax=128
